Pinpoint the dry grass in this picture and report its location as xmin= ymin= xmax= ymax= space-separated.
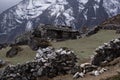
xmin=0 ymin=30 xmax=119 ymax=64
xmin=52 ymin=30 xmax=120 ymax=62
xmin=0 ymin=46 xmax=36 ymax=64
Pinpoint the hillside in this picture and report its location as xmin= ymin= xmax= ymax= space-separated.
xmin=0 ymin=46 xmax=36 ymax=65
xmin=0 ymin=30 xmax=120 ymax=80
xmin=100 ymin=14 xmax=120 ymax=26
xmin=52 ymin=30 xmax=119 ymax=61
xmin=0 ymin=30 xmax=119 ymax=65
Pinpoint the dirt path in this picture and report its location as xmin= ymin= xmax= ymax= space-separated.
xmin=39 ymin=65 xmax=120 ymax=80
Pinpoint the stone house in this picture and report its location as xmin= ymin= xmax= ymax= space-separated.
xmin=33 ymin=24 xmax=80 ymax=40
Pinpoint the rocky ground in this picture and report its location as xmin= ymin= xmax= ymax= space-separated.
xmin=37 ymin=57 xmax=120 ymax=80
xmin=0 ymin=30 xmax=120 ymax=80
xmin=36 ymin=37 xmax=120 ymax=80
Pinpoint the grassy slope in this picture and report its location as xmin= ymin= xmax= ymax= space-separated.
xmin=52 ymin=30 xmax=120 ymax=62
xmin=0 ymin=46 xmax=36 ymax=64
xmin=0 ymin=30 xmax=119 ymax=64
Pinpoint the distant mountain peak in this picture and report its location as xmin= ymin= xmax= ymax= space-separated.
xmin=0 ymin=0 xmax=120 ymax=43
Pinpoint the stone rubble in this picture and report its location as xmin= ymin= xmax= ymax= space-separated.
xmin=0 ymin=47 xmax=78 ymax=80
xmin=6 ymin=46 xmax=23 ymax=58
xmin=1 ymin=38 xmax=120 ymax=79
xmin=0 ymin=59 xmax=5 ymax=68
xmin=74 ymin=38 xmax=120 ymax=79
xmin=73 ymin=72 xmax=84 ymax=79
xmin=85 ymin=26 xmax=100 ymax=37
xmin=91 ymin=38 xmax=120 ymax=66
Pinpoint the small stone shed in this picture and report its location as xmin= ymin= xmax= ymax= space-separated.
xmin=33 ymin=24 xmax=80 ymax=40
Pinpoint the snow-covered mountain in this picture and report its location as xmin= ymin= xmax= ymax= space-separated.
xmin=0 ymin=0 xmax=120 ymax=43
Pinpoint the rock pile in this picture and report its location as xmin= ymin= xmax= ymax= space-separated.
xmin=91 ymin=38 xmax=120 ymax=66
xmin=73 ymin=38 xmax=120 ymax=79
xmin=6 ymin=46 xmax=23 ymax=58
xmin=0 ymin=43 xmax=8 ymax=50
xmin=0 ymin=47 xmax=78 ymax=80
xmin=0 ymin=44 xmax=3 ymax=50
xmin=73 ymin=63 xmax=107 ymax=79
xmin=0 ymin=59 xmax=5 ymax=68
xmin=15 ymin=32 xmax=51 ymax=50
xmin=85 ymin=26 xmax=100 ymax=37
xmin=1 ymin=38 xmax=120 ymax=79
xmin=28 ymin=37 xmax=52 ymax=51
xmin=116 ymin=29 xmax=120 ymax=34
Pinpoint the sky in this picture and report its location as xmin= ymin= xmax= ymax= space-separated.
xmin=0 ymin=0 xmax=22 ymax=13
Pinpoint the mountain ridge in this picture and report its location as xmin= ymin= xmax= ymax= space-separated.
xmin=0 ymin=0 xmax=120 ymax=43
xmin=101 ymin=14 xmax=120 ymax=26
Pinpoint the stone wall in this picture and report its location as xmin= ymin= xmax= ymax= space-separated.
xmin=0 ymin=47 xmax=78 ymax=80
xmin=91 ymin=38 xmax=120 ymax=66
xmin=101 ymin=24 xmax=120 ymax=30
xmin=85 ymin=26 xmax=101 ymax=37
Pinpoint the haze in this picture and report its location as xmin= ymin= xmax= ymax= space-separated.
xmin=0 ymin=0 xmax=22 ymax=13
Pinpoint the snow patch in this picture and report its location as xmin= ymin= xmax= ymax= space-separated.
xmin=63 ymin=8 xmax=75 ymax=26
xmin=78 ymin=0 xmax=88 ymax=4
xmin=94 ymin=4 xmax=99 ymax=15
xmin=103 ymin=0 xmax=120 ymax=17
xmin=15 ymin=19 xmax=22 ymax=24
xmin=25 ymin=21 xmax=33 ymax=31
xmin=95 ymin=0 xmax=101 ymax=3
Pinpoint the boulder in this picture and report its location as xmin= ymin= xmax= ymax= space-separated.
xmin=0 ymin=43 xmax=8 ymax=50
xmin=6 ymin=46 xmax=22 ymax=58
xmin=73 ymin=72 xmax=84 ymax=79
xmin=0 ymin=44 xmax=3 ymax=50
xmin=85 ymin=26 xmax=100 ymax=37
xmin=28 ymin=37 xmax=52 ymax=51
xmin=0 ymin=59 xmax=5 ymax=68
xmin=90 ymin=70 xmax=100 ymax=76
xmin=116 ymin=29 xmax=120 ymax=34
